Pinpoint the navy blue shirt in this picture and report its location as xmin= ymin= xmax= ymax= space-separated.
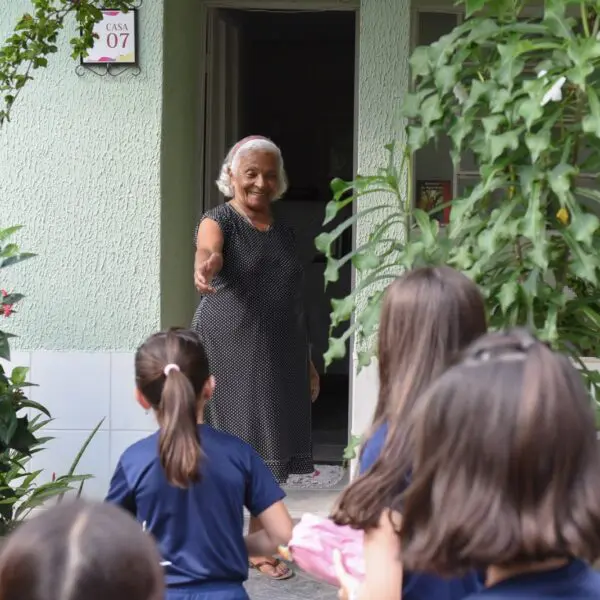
xmin=360 ymin=422 xmax=482 ymax=600
xmin=106 ymin=425 xmax=285 ymax=589
xmin=467 ymin=559 xmax=600 ymax=598
xmin=360 ymin=422 xmax=389 ymax=473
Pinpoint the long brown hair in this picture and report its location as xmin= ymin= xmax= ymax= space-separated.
xmin=135 ymin=328 xmax=210 ymax=488
xmin=333 ymin=266 xmax=487 ymax=529
xmin=401 ymin=329 xmax=600 ymax=574
xmin=0 ymin=500 xmax=163 ymax=600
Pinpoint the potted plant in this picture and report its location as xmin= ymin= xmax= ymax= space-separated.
xmin=1 ymin=226 xmax=100 ymax=533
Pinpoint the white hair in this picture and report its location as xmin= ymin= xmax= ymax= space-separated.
xmin=216 ymin=137 xmax=288 ymax=200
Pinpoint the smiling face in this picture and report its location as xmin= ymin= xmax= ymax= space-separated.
xmin=229 ymin=149 xmax=280 ymax=211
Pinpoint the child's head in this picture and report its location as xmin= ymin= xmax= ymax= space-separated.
xmin=135 ymin=328 xmax=214 ymax=488
xmin=402 ymin=328 xmax=600 ymax=574
xmin=0 ymin=500 xmax=163 ymax=600
xmin=332 ymin=267 xmax=486 ymax=530
xmin=374 ymin=266 xmax=487 ymax=428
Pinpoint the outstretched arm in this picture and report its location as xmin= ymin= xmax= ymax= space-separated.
xmin=194 ymin=218 xmax=224 ymax=294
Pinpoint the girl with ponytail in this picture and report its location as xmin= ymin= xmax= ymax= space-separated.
xmin=106 ymin=328 xmax=294 ymax=600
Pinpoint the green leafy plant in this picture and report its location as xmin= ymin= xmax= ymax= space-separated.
xmin=318 ymin=0 xmax=600 ymax=410
xmin=0 ymin=416 xmax=104 ymax=534
xmin=0 ymin=0 xmax=136 ymax=126
xmin=0 ymin=226 xmax=101 ymax=533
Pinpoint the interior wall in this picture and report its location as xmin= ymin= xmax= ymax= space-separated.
xmin=238 ymin=11 xmax=355 ymax=374
xmin=160 ymin=3 xmax=204 ymax=330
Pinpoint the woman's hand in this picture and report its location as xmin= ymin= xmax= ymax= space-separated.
xmin=194 ymin=253 xmax=223 ymax=294
xmin=309 ymin=360 xmax=320 ymax=402
xmin=333 ymin=550 xmax=361 ymax=600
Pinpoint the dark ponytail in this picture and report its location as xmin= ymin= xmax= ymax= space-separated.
xmin=134 ymin=329 xmax=210 ymax=488
xmin=158 ymin=368 xmax=202 ymax=488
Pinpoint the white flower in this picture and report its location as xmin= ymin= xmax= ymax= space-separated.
xmin=541 ymin=76 xmax=566 ymax=106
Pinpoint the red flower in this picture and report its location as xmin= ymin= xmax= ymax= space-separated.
xmin=1 ymin=290 xmax=13 ymax=317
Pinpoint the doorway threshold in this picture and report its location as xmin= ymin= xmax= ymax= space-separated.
xmin=243 ymin=470 xmax=348 ymax=519
xmin=283 ymin=486 xmax=342 ymax=518
xmin=283 ymin=469 xmax=349 ymax=518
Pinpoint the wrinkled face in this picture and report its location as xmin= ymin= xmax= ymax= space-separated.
xmin=230 ymin=150 xmax=279 ymax=210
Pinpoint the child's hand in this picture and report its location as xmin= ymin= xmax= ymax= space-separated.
xmin=277 ymin=545 xmax=292 ymax=561
xmin=333 ymin=550 xmax=361 ymax=600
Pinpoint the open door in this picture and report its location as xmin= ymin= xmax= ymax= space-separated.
xmin=202 ymin=8 xmax=243 ymax=212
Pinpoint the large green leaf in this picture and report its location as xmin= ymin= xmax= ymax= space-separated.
xmin=0 ymin=226 xmax=23 ymax=244
xmin=1 ymin=252 xmax=36 ymax=269
xmin=569 ymin=210 xmax=600 ymax=245
xmin=0 ymin=401 xmax=18 ymax=447
xmin=489 ymin=129 xmax=521 ymax=162
xmin=10 ymin=367 xmax=28 ymax=386
xmin=410 ymin=46 xmax=432 ymax=78
xmin=525 ymin=129 xmax=551 ymax=163
xmin=0 ymin=332 xmax=11 ymax=361
xmin=548 ymin=164 xmax=578 ymax=205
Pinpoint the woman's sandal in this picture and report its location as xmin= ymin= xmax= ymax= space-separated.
xmin=249 ymin=557 xmax=294 ymax=580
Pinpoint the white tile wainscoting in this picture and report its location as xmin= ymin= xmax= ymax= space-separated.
xmin=1 ymin=351 xmax=157 ymax=500
xmin=2 ymin=351 xmax=599 ymax=504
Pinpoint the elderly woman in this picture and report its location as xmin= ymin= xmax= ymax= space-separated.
xmin=192 ymin=135 xmax=319 ymax=580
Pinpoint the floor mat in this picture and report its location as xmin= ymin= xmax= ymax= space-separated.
xmin=283 ymin=464 xmax=346 ymax=489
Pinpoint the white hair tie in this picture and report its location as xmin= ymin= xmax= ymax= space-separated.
xmin=164 ymin=363 xmax=180 ymax=376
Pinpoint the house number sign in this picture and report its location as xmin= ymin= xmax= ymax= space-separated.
xmin=82 ymin=9 xmax=138 ymax=65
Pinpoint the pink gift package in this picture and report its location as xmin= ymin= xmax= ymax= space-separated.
xmin=280 ymin=513 xmax=365 ymax=586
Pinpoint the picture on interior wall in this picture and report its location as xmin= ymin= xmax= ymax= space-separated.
xmin=81 ymin=9 xmax=138 ymax=65
xmin=416 ymin=180 xmax=452 ymax=225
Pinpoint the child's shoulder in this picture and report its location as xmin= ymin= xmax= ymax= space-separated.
xmin=201 ymin=425 xmax=257 ymax=457
xmin=575 ymin=564 xmax=600 ymax=595
xmin=119 ymin=431 xmax=159 ymax=464
xmin=465 ymin=560 xmax=600 ymax=598
xmin=359 ymin=422 xmax=389 ymax=474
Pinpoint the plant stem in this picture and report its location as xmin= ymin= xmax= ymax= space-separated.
xmin=592 ymin=12 xmax=600 ymax=37
xmin=569 ymin=92 xmax=583 ymax=167
xmin=581 ymin=2 xmax=591 ymax=37
xmin=405 ymin=150 xmax=413 ymax=242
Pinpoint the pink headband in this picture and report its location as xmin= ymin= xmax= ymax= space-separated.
xmin=230 ymin=136 xmax=281 ymax=166
xmin=231 ymin=135 xmax=269 ymax=155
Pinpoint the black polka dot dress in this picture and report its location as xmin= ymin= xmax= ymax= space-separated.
xmin=192 ymin=203 xmax=314 ymax=483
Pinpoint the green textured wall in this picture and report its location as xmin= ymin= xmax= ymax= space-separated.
xmin=351 ymin=0 xmax=411 ymax=439
xmin=0 ymin=1 xmax=164 ymax=351
xmin=355 ymin=0 xmax=410 ymax=306
xmin=0 ymin=0 xmax=409 ymax=355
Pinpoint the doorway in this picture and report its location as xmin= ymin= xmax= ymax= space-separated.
xmin=201 ymin=7 xmax=357 ymax=464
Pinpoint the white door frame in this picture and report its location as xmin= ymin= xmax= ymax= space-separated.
xmin=196 ymin=0 xmax=360 ymax=453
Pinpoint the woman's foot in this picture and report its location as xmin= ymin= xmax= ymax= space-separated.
xmin=249 ymin=556 xmax=294 ymax=580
